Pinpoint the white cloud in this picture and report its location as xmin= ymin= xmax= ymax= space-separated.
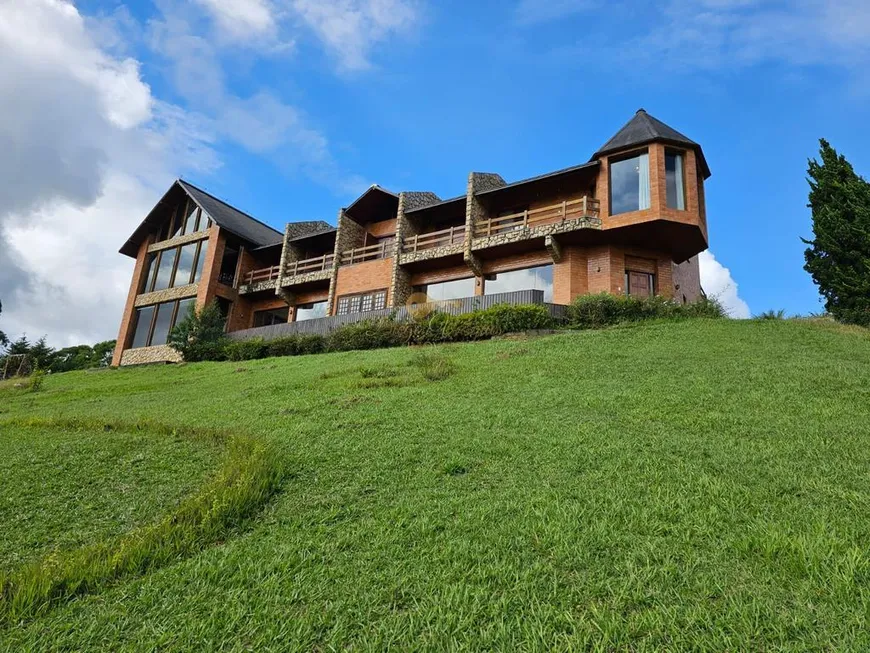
xmin=0 ymin=0 xmax=216 ymax=347
xmin=514 ymin=0 xmax=870 ymax=78
xmin=699 ymin=250 xmax=750 ymax=318
xmin=191 ymin=0 xmax=276 ymax=40
xmin=289 ymin=0 xmax=420 ymax=71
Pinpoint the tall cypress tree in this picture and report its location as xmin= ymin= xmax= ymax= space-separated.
xmin=803 ymin=140 xmax=870 ymax=325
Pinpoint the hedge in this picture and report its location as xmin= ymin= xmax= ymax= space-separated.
xmin=178 ymin=298 xmax=725 ymax=364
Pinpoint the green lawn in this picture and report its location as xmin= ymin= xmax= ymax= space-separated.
xmin=0 ymin=424 xmax=221 ymax=570
xmin=1 ymin=319 xmax=870 ymax=651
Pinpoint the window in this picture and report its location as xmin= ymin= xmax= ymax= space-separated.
xmin=142 ymin=240 xmax=209 ymax=294
xmin=484 ymin=265 xmax=553 ymax=302
xmin=131 ymin=306 xmax=155 ymax=349
xmin=129 ymin=298 xmax=194 ymax=349
xmin=152 ymin=248 xmax=177 ymax=291
xmin=610 ymin=152 xmax=651 ymax=215
xmin=625 ymin=271 xmax=656 ymax=298
xmin=174 ymin=243 xmax=198 ymax=287
xmin=416 ymin=277 xmax=475 ymax=302
xmin=159 ymin=199 xmax=212 ymax=243
xmin=296 ymin=301 xmax=328 ymax=322
xmin=666 ymin=151 xmax=686 ymax=210
xmin=253 ymin=307 xmax=289 ymax=327
xmin=336 ymin=290 xmax=387 ymax=316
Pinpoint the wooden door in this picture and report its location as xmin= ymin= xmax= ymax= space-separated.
xmin=628 ymin=271 xmax=651 ymax=298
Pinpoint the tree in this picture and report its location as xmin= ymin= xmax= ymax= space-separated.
xmin=168 ymin=301 xmax=228 ymax=361
xmin=28 ymin=337 xmax=55 ymax=370
xmin=803 ymin=139 xmax=870 ymax=326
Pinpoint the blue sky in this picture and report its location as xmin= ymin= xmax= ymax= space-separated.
xmin=2 ymin=0 xmax=869 ymax=343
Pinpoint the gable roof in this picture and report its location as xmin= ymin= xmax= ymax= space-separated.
xmin=593 ymin=109 xmax=711 ymax=178
xmin=178 ymin=180 xmax=283 ymax=247
xmin=120 ymin=180 xmax=319 ymax=258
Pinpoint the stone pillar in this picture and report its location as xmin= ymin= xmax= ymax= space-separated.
xmin=327 ymin=209 xmax=366 ymax=315
xmin=276 ymin=223 xmax=302 ymax=304
xmin=390 ymin=193 xmax=413 ymax=308
xmin=463 ymin=172 xmax=505 ymax=284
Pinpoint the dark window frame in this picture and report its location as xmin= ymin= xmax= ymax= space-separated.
xmin=142 ymin=238 xmax=209 ymax=294
xmin=607 ymin=147 xmax=650 ymax=217
xmin=336 ymin=289 xmax=387 ymax=316
xmin=665 ymin=148 xmax=687 ymax=211
xmin=130 ymin=298 xmax=197 ymax=349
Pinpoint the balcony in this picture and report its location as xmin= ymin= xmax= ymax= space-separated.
xmin=239 ymin=254 xmax=335 ymax=294
xmin=472 ymin=196 xmax=601 ymax=249
xmin=398 ymin=225 xmax=466 ymax=265
xmin=339 ymin=240 xmax=394 ymax=266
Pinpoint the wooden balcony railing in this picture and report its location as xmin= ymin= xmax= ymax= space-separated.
xmin=284 ymin=253 xmax=334 ymax=277
xmin=243 ymin=253 xmax=335 ymax=286
xmin=242 ymin=265 xmax=281 ymax=285
xmin=474 ymin=196 xmax=600 ymax=238
xmin=401 ymin=225 xmax=466 ymax=254
xmin=339 ymin=240 xmax=394 ymax=266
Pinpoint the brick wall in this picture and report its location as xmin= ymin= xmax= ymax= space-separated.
xmin=333 ymin=257 xmax=393 ymax=312
xmin=553 ymin=246 xmax=588 ymax=304
xmin=111 ymin=235 xmax=154 ymax=366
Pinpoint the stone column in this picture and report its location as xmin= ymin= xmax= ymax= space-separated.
xmin=326 ymin=209 xmax=366 ymax=315
xmin=463 ymin=171 xmax=506 ymax=282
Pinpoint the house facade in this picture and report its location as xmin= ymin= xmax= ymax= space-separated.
xmin=112 ymin=109 xmax=709 ymax=366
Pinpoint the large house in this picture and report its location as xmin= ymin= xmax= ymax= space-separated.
xmin=112 ymin=109 xmax=709 ymax=366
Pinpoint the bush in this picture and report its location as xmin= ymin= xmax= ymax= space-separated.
xmin=28 ymin=368 xmax=45 ymax=393
xmin=567 ymin=293 xmax=725 ymax=329
xmin=169 ymin=301 xmax=229 ymax=362
xmin=326 ymin=319 xmax=410 ymax=353
xmin=413 ymin=304 xmax=556 ymax=344
xmin=224 ymin=339 xmax=268 ymax=362
xmin=265 ymin=334 xmax=326 ymax=358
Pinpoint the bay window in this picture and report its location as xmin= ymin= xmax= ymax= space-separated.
xmin=666 ymin=151 xmax=686 ymax=210
xmin=610 ymin=151 xmax=651 ymax=215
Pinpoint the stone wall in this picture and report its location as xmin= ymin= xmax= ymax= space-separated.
xmin=470 ymin=216 xmax=601 ymax=253
xmin=134 ymin=283 xmax=199 ymax=307
xmin=327 ymin=210 xmax=366 ymax=314
xmin=120 ymin=345 xmax=182 ymax=366
xmin=390 ymin=193 xmax=414 ymax=308
xmin=463 ymin=172 xmax=506 ymax=276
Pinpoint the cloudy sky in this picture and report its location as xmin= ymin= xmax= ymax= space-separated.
xmin=1 ymin=0 xmax=869 ymax=345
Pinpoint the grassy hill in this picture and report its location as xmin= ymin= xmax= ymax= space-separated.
xmin=2 ymin=319 xmax=870 ymax=650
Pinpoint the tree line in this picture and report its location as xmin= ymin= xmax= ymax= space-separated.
xmin=0 ymin=301 xmax=115 ymax=375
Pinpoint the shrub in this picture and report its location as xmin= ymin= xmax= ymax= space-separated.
xmin=568 ymin=293 xmax=725 ymax=329
xmin=169 ymin=301 xmax=229 ymax=362
xmin=326 ymin=319 xmax=410 ymax=353
xmin=413 ymin=304 xmax=556 ymax=343
xmin=265 ymin=334 xmax=326 ymax=358
xmin=224 ymin=339 xmax=267 ymax=362
xmin=28 ymin=368 xmax=45 ymax=393
xmin=755 ymin=309 xmax=787 ymax=320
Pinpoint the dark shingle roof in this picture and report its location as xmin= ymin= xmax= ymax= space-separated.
xmin=178 ymin=180 xmax=283 ymax=247
xmin=477 ymin=161 xmax=599 ymax=196
xmin=593 ymin=109 xmax=710 ymax=178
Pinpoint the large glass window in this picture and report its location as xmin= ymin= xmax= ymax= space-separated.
xmin=610 ymin=152 xmax=651 ymax=215
xmin=150 ymin=302 xmax=175 ymax=347
xmin=417 ymin=277 xmax=475 ymax=302
xmin=253 ymin=307 xmax=289 ymax=327
xmin=159 ymin=199 xmax=212 ymax=243
xmin=131 ymin=306 xmax=155 ymax=349
xmin=152 ymin=248 xmax=177 ymax=292
xmin=194 ymin=240 xmax=209 ymax=284
xmin=175 ymin=298 xmax=196 ymax=327
xmin=295 ymin=301 xmax=328 ymax=322
xmin=666 ymin=151 xmax=686 ymax=210
xmin=129 ymin=299 xmax=194 ymax=349
xmin=484 ymin=265 xmax=553 ymax=302
xmin=174 ymin=243 xmax=198 ymax=287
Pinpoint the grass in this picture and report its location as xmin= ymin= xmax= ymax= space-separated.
xmin=0 ymin=422 xmax=220 ymax=569
xmin=1 ymin=319 xmax=870 ymax=650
